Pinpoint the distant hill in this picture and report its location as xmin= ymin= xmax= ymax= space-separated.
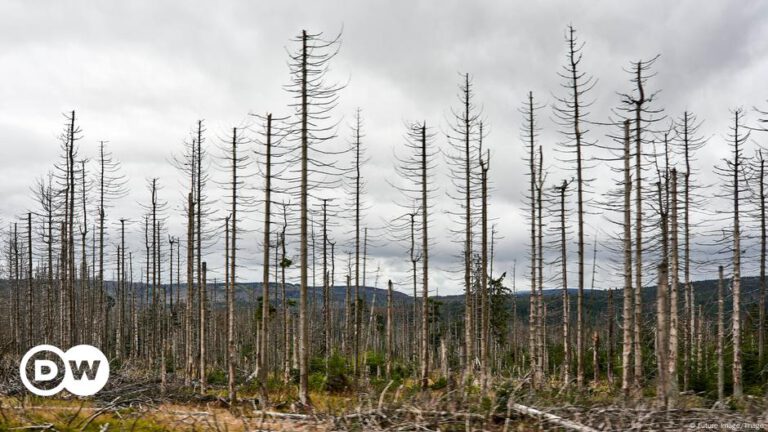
xmin=4 ymin=275 xmax=761 ymax=322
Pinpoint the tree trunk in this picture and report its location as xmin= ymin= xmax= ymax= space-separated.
xmin=668 ymin=169 xmax=680 ymax=407
xmin=185 ymin=192 xmax=194 ymax=386
xmin=717 ymin=265 xmax=725 ymax=403
xmin=228 ymin=128 xmax=238 ymax=403
xmin=632 ymin=64 xmax=645 ymax=392
xmin=386 ymin=279 xmax=393 ymax=378
xmin=479 ymin=138 xmax=489 ymax=391
xmin=200 ymin=261 xmax=207 ymax=394
xmin=559 ymin=181 xmax=570 ymax=387
xmin=758 ymin=152 xmax=766 ymax=368
xmin=656 ymin=263 xmax=669 ymax=408
xmin=419 ymin=124 xmax=430 ymax=390
xmin=259 ymin=115 xmax=273 ymax=392
xmin=298 ymin=30 xmax=310 ymax=406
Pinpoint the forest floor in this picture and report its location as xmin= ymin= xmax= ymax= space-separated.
xmin=1 ymin=370 xmax=767 ymax=431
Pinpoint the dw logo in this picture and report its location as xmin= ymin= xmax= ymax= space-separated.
xmin=19 ymin=344 xmax=110 ymax=396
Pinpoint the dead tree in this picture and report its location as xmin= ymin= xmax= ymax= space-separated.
xmin=185 ymin=192 xmax=195 ymax=385
xmin=348 ymin=109 xmax=369 ymax=377
xmin=554 ymin=26 xmax=596 ymax=387
xmin=521 ymin=91 xmax=543 ymax=387
xmin=758 ymin=150 xmax=767 ymax=368
xmin=675 ymin=111 xmax=706 ymax=389
xmin=620 ymin=120 xmax=634 ymax=399
xmin=619 ymin=56 xmax=663 ymax=392
xmin=221 ymin=127 xmax=250 ymax=402
xmin=478 ymin=124 xmax=490 ymax=390
xmin=95 ymin=141 xmax=127 ymax=355
xmin=386 ymin=279 xmax=393 ymax=378
xmin=555 ymin=179 xmax=573 ymax=386
xmin=445 ymin=73 xmax=481 ymax=376
xmin=667 ymin=168 xmax=680 ymax=407
xmin=285 ymin=29 xmax=344 ymax=406
xmin=200 ymin=261 xmax=207 ymax=394
xmin=714 ymin=108 xmax=749 ymax=398
xmin=717 ymin=265 xmax=725 ymax=403
xmin=394 ymin=122 xmax=436 ymax=389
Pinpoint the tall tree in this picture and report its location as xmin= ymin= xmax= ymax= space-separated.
xmin=554 ymin=26 xmax=596 ymax=387
xmin=285 ymin=29 xmax=343 ymax=406
xmin=521 ymin=91 xmax=543 ymax=387
xmin=478 ymin=124 xmax=490 ymax=390
xmin=394 ymin=122 xmax=436 ymax=389
xmin=446 ymin=73 xmax=481 ymax=376
xmin=675 ymin=111 xmax=706 ymax=389
xmin=714 ymin=108 xmax=749 ymax=398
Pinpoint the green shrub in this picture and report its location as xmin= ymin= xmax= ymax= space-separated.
xmin=207 ymin=368 xmax=227 ymax=385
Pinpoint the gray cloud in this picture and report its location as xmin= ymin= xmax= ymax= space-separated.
xmin=1 ymin=0 xmax=766 ymax=295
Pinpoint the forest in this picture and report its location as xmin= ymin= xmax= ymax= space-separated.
xmin=1 ymin=24 xmax=768 ymax=431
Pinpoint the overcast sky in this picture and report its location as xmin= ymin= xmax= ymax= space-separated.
xmin=1 ymin=0 xmax=767 ymax=295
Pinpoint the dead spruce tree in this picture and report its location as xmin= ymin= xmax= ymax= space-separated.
xmin=95 ymin=141 xmax=127 ymax=356
xmin=52 ymin=111 xmax=82 ymax=347
xmin=618 ymin=56 xmax=664 ymax=393
xmin=674 ymin=111 xmax=707 ymax=389
xmin=393 ymin=122 xmax=437 ymax=389
xmin=553 ymin=178 xmax=573 ymax=386
xmin=478 ymin=123 xmax=491 ymax=390
xmin=344 ymin=109 xmax=370 ymax=377
xmin=553 ymin=26 xmax=597 ymax=387
xmin=755 ymin=150 xmax=767 ymax=369
xmin=285 ymin=29 xmax=344 ymax=406
xmin=219 ymin=127 xmax=251 ymax=402
xmin=621 ymin=119 xmax=634 ymax=398
xmin=251 ymin=112 xmax=288 ymax=394
xmin=32 ymin=172 xmax=58 ymax=344
xmin=520 ymin=91 xmax=544 ymax=387
xmin=445 ymin=73 xmax=481 ymax=377
xmin=751 ymin=104 xmax=768 ymax=368
xmin=714 ymin=108 xmax=750 ymax=398
xmin=171 ymin=121 xmax=209 ymax=385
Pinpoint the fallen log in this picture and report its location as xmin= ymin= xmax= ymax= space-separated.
xmin=509 ymin=403 xmax=599 ymax=432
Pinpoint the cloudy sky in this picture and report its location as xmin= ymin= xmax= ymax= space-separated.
xmin=1 ymin=0 xmax=767 ymax=295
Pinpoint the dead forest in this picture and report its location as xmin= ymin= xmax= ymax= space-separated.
xmin=1 ymin=26 xmax=768 ymax=430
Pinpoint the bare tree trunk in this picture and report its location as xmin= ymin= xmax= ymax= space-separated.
xmin=298 ymin=30 xmax=310 ymax=406
xmin=479 ymin=136 xmax=490 ymax=391
xmin=632 ymin=64 xmax=646 ymax=393
xmin=592 ymin=331 xmax=599 ymax=383
xmin=668 ymin=169 xmax=680 ymax=407
xmin=228 ymin=128 xmax=238 ymax=403
xmin=607 ymin=288 xmax=614 ymax=384
xmin=758 ymin=152 xmax=766 ymax=367
xmin=656 ymin=263 xmax=669 ymax=408
xmin=322 ymin=200 xmax=330 ymax=374
xmin=353 ymin=111 xmax=362 ymax=378
xmin=27 ymin=214 xmax=33 ymax=351
xmin=462 ymin=74 xmax=475 ymax=379
xmin=68 ymin=111 xmax=76 ymax=347
xmin=732 ymin=111 xmax=744 ymax=399
xmin=185 ymin=192 xmax=194 ymax=386
xmin=535 ymin=147 xmax=545 ymax=388
xmin=195 ymin=121 xmax=204 ymax=382
xmin=682 ymin=112 xmax=693 ymax=391
xmin=559 ymin=180 xmax=570 ymax=387
xmin=386 ymin=279 xmax=393 ymax=378
xmin=200 ymin=262 xmax=207 ymax=394
xmin=409 ymin=213 xmax=420 ymax=372
xmin=717 ymin=265 xmax=725 ymax=403
xmin=419 ymin=124 xmax=430 ymax=390
xmin=224 ymin=215 xmax=232 ymax=401
xmin=259 ymin=115 xmax=273 ymax=392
